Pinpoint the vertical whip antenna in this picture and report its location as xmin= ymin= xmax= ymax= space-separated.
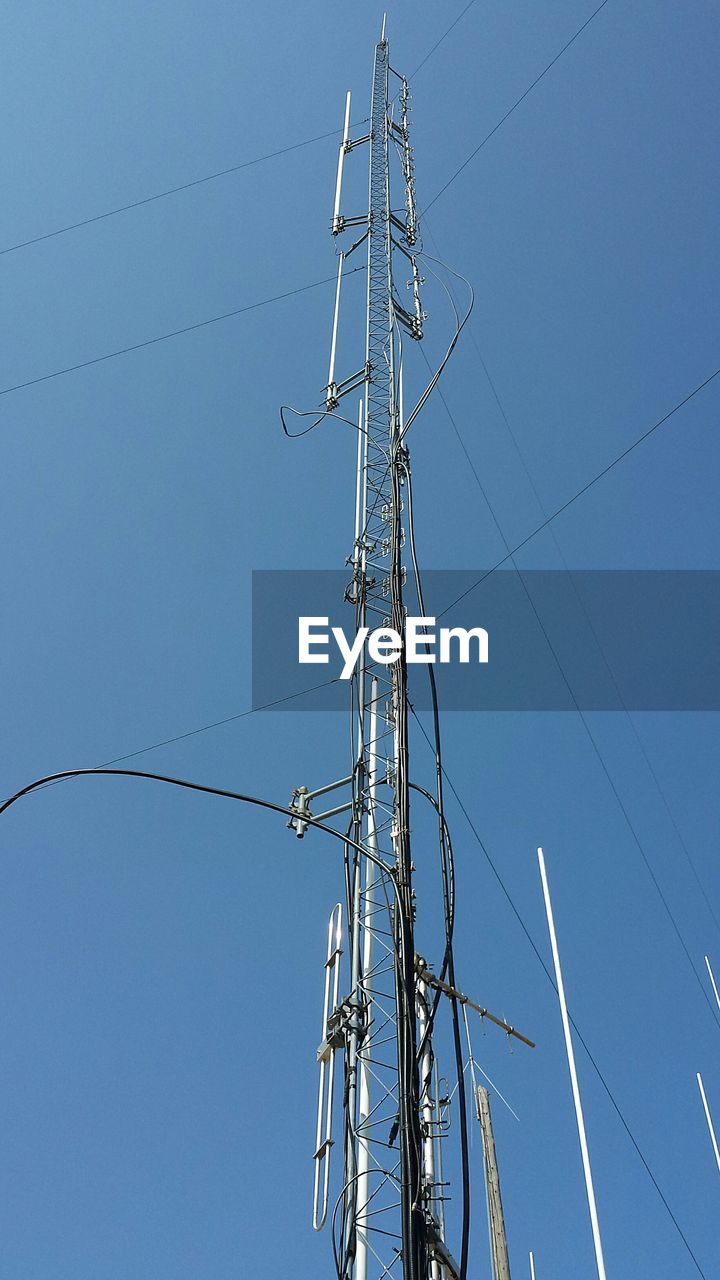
xmin=326 ymin=252 xmax=344 ymax=409
xmin=697 ymin=1072 xmax=720 ymax=1174
xmin=332 ymin=92 xmax=352 ymax=236
xmin=538 ymin=848 xmax=608 ymax=1280
xmin=705 ymin=955 xmax=720 ymax=1014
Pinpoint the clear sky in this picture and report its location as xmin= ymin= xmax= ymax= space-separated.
xmin=1 ymin=1 xmax=719 ymax=1276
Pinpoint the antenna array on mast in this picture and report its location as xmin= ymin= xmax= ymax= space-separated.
xmin=284 ymin=24 xmax=532 ymax=1280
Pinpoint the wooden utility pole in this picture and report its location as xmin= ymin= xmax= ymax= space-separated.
xmin=477 ymin=1085 xmax=512 ymax=1280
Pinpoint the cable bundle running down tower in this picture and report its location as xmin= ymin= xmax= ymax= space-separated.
xmin=284 ymin=20 xmax=532 ymax=1280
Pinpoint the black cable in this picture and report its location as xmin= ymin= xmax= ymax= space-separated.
xmin=401 ymin=251 xmax=474 ymax=439
xmin=352 ymin=264 xmax=471 ymax=559
xmin=312 ymin=326 xmax=439 ymax=1278
xmin=279 ymin=405 xmax=362 ymax=439
xmin=0 ymin=767 xmax=412 ymax=1279
xmin=405 ymin=473 xmax=456 ymax=1005
xmin=409 ymin=783 xmax=455 ymax=944
xmin=436 ymin=364 xmax=720 ymax=619
xmin=1 ymin=764 xmax=417 ymax=1280
xmin=0 ymin=267 xmax=366 ymax=399
xmin=386 ymin=373 xmax=428 ymax=1280
xmin=422 ymin=0 xmax=612 ymax=214
xmin=367 ymin=262 xmax=474 ymax=1276
xmin=409 ymin=707 xmax=708 ymax=1279
xmin=404 ymin=461 xmax=471 ymax=1280
xmin=0 ymin=767 xmax=396 ymax=890
xmin=397 ymin=294 xmax=470 ymax=1270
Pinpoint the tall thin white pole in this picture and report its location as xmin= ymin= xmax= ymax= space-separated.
xmin=537 ymin=847 xmax=608 ymax=1280
xmin=705 ymin=956 xmax=720 ymax=1014
xmin=697 ymin=1072 xmax=720 ymax=1174
xmin=327 ymin=252 xmax=344 ymax=398
xmin=529 ymin=1251 xmax=537 ymax=1280
xmin=332 ymin=90 xmax=352 ymax=234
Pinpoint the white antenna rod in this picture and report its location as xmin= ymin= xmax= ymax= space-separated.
xmin=327 ymin=251 xmax=344 ymax=403
xmin=537 ymin=848 xmax=608 ymax=1280
xmin=353 ymin=399 xmax=364 ymax=547
xmin=332 ymin=91 xmax=352 ymax=234
xmin=705 ymin=955 xmax=720 ymax=1014
xmin=697 ymin=1072 xmax=720 ymax=1173
xmin=529 ymin=1251 xmax=537 ymax=1280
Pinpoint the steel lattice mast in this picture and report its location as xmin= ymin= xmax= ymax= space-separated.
xmin=341 ymin=24 xmax=427 ymax=1280
xmin=286 ymin=20 xmax=529 ymax=1280
xmin=295 ymin=21 xmax=436 ymax=1280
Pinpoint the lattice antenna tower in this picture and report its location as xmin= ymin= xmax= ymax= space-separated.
xmin=285 ymin=19 xmax=531 ymax=1280
xmin=291 ymin=23 xmax=433 ymax=1280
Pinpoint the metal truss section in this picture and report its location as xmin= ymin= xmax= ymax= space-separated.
xmin=337 ymin=30 xmax=432 ymax=1280
xmin=298 ymin=21 xmax=448 ymax=1280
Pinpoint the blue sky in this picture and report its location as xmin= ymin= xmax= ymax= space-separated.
xmin=1 ymin=1 xmax=719 ymax=1276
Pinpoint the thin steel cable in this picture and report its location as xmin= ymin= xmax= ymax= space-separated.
xmin=409 ymin=707 xmax=708 ymax=1279
xmin=0 ymin=124 xmax=368 ymax=259
xmin=422 ymin=343 xmax=720 ymax=1031
xmin=24 ymin=676 xmax=344 ymax=809
xmin=279 ymin=404 xmax=369 ymax=440
xmin=423 ymin=0 xmax=612 ymax=214
xmin=98 ymin=677 xmax=343 ymax=765
xmin=435 ymin=365 xmax=720 ymax=619
xmin=408 ymin=0 xmax=479 ymax=79
xmin=0 ymin=267 xmax=365 ymax=398
xmin=1 ymin=0 xmax=477 ymax=260
xmin=452 ymin=304 xmax=720 ymax=943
